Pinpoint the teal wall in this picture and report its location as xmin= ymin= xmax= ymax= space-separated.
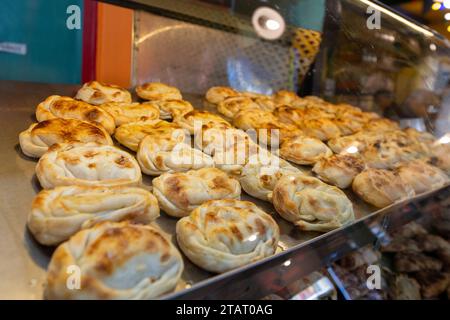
xmin=0 ymin=0 xmax=83 ymax=84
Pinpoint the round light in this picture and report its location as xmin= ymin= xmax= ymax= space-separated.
xmin=432 ymin=2 xmax=442 ymax=10
xmin=430 ymin=43 xmax=437 ymax=51
xmin=447 ymin=25 xmax=450 ymax=32
xmin=444 ymin=0 xmax=450 ymax=9
xmin=265 ymin=19 xmax=280 ymax=31
xmin=445 ymin=13 xmax=450 ymax=20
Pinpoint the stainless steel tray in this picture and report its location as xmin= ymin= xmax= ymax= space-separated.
xmin=0 ymin=80 xmax=448 ymax=300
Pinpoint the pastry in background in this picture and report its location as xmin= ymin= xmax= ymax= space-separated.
xmin=98 ymin=102 xmax=159 ymax=126
xmin=28 ymin=186 xmax=159 ymax=245
xmin=36 ymin=142 xmax=142 ymax=189
xmin=312 ymin=154 xmax=365 ymax=189
xmin=271 ymin=174 xmax=355 ymax=232
xmin=332 ymin=117 xmax=364 ymax=136
xmin=75 ymin=81 xmax=132 ymax=105
xmin=296 ymin=118 xmax=341 ymax=141
xmin=362 ymin=118 xmax=400 ymax=132
xmin=396 ymin=160 xmax=448 ymax=194
xmin=36 ymin=95 xmax=116 ymax=134
xmin=279 ymin=135 xmax=333 ymax=165
xmin=174 ymin=110 xmax=232 ymax=134
xmin=233 ymin=109 xmax=299 ymax=144
xmin=135 ymin=82 xmax=182 ymax=101
xmin=176 ymin=199 xmax=279 ymax=273
xmin=137 ymin=132 xmax=214 ymax=176
xmin=352 ymin=168 xmax=415 ymax=208
xmin=114 ymin=119 xmax=180 ymax=151
xmin=239 ymin=154 xmax=300 ymax=202
xmin=45 ymin=222 xmax=183 ymax=299
xmin=205 ymin=86 xmax=239 ymax=105
xmin=145 ymin=99 xmax=193 ymax=120
xmin=152 ymin=168 xmax=241 ymax=218
xmin=413 ymin=271 xmax=450 ymax=299
xmin=19 ymin=118 xmax=113 ymax=158
xmin=272 ymin=90 xmax=301 ymax=105
xmin=217 ymin=96 xmax=260 ymax=119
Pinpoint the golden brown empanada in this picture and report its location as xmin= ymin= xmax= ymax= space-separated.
xmin=135 ymin=82 xmax=182 ymax=101
xmin=352 ymin=168 xmax=415 ymax=208
xmin=279 ymin=135 xmax=333 ymax=165
xmin=36 ymin=142 xmax=142 ymax=189
xmin=75 ymin=81 xmax=132 ymax=105
xmin=153 ymin=168 xmax=241 ymax=217
xmin=19 ymin=118 xmax=113 ymax=158
xmin=396 ymin=160 xmax=448 ymax=194
xmin=28 ymin=186 xmax=159 ymax=245
xmin=205 ymin=86 xmax=239 ymax=104
xmin=271 ymin=174 xmax=355 ymax=232
xmin=45 ymin=221 xmax=183 ymax=299
xmin=114 ymin=119 xmax=180 ymax=151
xmin=137 ymin=132 xmax=214 ymax=176
xmin=36 ymin=95 xmax=116 ymax=134
xmin=98 ymin=102 xmax=159 ymax=126
xmin=176 ymin=199 xmax=279 ymax=273
xmin=312 ymin=154 xmax=365 ymax=188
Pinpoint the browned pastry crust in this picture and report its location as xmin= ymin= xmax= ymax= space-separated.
xmin=45 ymin=221 xmax=183 ymax=299
xmin=296 ymin=118 xmax=341 ymax=141
xmin=135 ymin=82 xmax=182 ymax=101
xmin=174 ymin=110 xmax=232 ymax=134
xmin=394 ymin=251 xmax=443 ymax=273
xmin=362 ymin=118 xmax=400 ymax=132
xmin=312 ymin=154 xmax=365 ymax=189
xmin=280 ymin=135 xmax=333 ymax=165
xmin=272 ymin=90 xmax=301 ymax=105
xmin=396 ymin=160 xmax=448 ymax=194
xmin=217 ymin=96 xmax=260 ymax=119
xmin=36 ymin=95 xmax=116 ymax=134
xmin=205 ymin=86 xmax=239 ymax=104
xmin=233 ymin=109 xmax=300 ymax=144
xmin=19 ymin=118 xmax=113 ymax=158
xmin=75 ymin=81 xmax=132 ymax=105
xmin=352 ymin=168 xmax=415 ymax=208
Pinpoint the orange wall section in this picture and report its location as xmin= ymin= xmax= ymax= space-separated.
xmin=96 ymin=3 xmax=133 ymax=88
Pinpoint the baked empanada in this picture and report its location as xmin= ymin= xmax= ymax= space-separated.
xmin=362 ymin=118 xmax=400 ymax=132
xmin=205 ymin=86 xmax=239 ymax=104
xmin=19 ymin=118 xmax=113 ymax=158
xmin=279 ymin=135 xmax=333 ymax=165
xmin=135 ymin=82 xmax=182 ymax=101
xmin=75 ymin=81 xmax=132 ymax=105
xmin=174 ymin=110 xmax=232 ymax=134
xmin=312 ymin=154 xmax=365 ymax=189
xmin=153 ymin=168 xmax=241 ymax=217
xmin=239 ymin=155 xmax=300 ymax=201
xmin=36 ymin=95 xmax=116 ymax=134
xmin=272 ymin=90 xmax=301 ymax=105
xmin=296 ymin=118 xmax=341 ymax=141
xmin=176 ymin=199 xmax=279 ymax=273
xmin=145 ymin=99 xmax=193 ymax=120
xmin=271 ymin=174 xmax=355 ymax=232
xmin=233 ymin=109 xmax=299 ymax=144
xmin=28 ymin=186 xmax=159 ymax=245
xmin=36 ymin=142 xmax=142 ymax=189
xmin=217 ymin=96 xmax=260 ymax=119
xmin=137 ymin=133 xmax=214 ymax=176
xmin=45 ymin=221 xmax=183 ymax=299
xmin=352 ymin=168 xmax=415 ymax=208
xmin=114 ymin=119 xmax=180 ymax=151
xmin=396 ymin=160 xmax=448 ymax=194
xmin=98 ymin=102 xmax=159 ymax=126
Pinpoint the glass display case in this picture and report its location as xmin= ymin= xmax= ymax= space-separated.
xmin=0 ymin=0 xmax=448 ymax=300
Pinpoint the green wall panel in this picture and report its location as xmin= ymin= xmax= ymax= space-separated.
xmin=0 ymin=0 xmax=83 ymax=84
